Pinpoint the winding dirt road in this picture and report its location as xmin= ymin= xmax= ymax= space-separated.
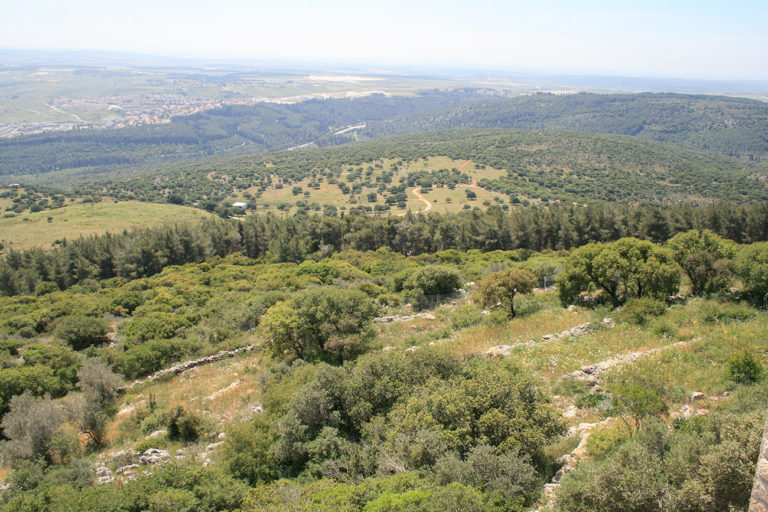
xmin=410 ymin=187 xmax=432 ymax=212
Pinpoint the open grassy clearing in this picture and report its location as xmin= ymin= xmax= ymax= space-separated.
xmin=232 ymin=156 xmax=513 ymax=215
xmin=107 ymin=350 xmax=265 ymax=452
xmin=0 ymin=200 xmax=211 ymax=253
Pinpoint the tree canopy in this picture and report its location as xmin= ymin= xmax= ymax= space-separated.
xmin=558 ymin=238 xmax=681 ymax=306
xmin=473 ymin=268 xmax=537 ymax=318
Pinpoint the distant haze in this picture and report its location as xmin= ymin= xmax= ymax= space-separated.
xmin=2 ymin=0 xmax=768 ymax=80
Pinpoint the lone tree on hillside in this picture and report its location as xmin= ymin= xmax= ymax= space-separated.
xmin=474 ymin=268 xmax=537 ymax=318
xmin=78 ymin=358 xmax=122 ymax=448
xmin=610 ymin=382 xmax=668 ymax=436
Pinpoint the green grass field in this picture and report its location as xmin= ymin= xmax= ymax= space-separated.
xmin=0 ymin=200 xmax=211 ymax=254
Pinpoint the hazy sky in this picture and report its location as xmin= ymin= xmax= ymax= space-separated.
xmin=2 ymin=0 xmax=767 ymax=79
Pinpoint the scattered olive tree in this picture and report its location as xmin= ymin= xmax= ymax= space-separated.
xmin=78 ymin=358 xmax=122 ymax=448
xmin=1 ymin=392 xmax=65 ymax=464
xmin=474 ymin=268 xmax=537 ymax=318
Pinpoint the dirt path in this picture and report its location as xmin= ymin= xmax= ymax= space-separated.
xmin=410 ymin=187 xmax=432 ymax=212
xmin=48 ymin=103 xmax=83 ymax=122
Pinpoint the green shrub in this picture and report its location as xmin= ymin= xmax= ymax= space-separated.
xmin=450 ymin=304 xmax=484 ymax=330
xmin=16 ymin=326 xmax=36 ymax=339
xmin=728 ymin=351 xmax=763 ymax=384
xmin=22 ymin=344 xmax=81 ymax=386
xmin=404 ymin=266 xmax=462 ymax=296
xmin=650 ymin=318 xmax=678 ymax=338
xmin=296 ymin=261 xmax=340 ymax=284
xmin=377 ymin=293 xmax=401 ymax=308
xmin=113 ymin=339 xmax=188 ymax=379
xmin=7 ymin=459 xmax=46 ymax=491
xmin=135 ymin=437 xmax=165 ymax=453
xmin=0 ymin=366 xmax=69 ymax=416
xmin=586 ymin=424 xmax=629 ymax=458
xmin=620 ymin=298 xmax=667 ymax=325
xmin=34 ymin=281 xmax=60 ymax=296
xmin=0 ymin=340 xmax=22 ymax=356
xmin=262 ymin=287 xmax=377 ymax=363
xmin=576 ymin=391 xmax=607 ymax=409
xmin=122 ymin=312 xmax=197 ymax=342
xmin=700 ymin=301 xmax=757 ymax=324
xmin=140 ymin=409 xmax=168 ymax=435
xmin=111 ymin=291 xmax=144 ymax=316
xmin=55 ymin=315 xmax=109 ymax=350
xmin=357 ymin=281 xmax=387 ymax=299
xmin=167 ymin=407 xmax=201 ymax=442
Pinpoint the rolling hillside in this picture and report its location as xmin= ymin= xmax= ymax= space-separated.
xmin=4 ymin=92 xmax=768 ymax=189
xmin=88 ymin=129 xmax=768 ymax=208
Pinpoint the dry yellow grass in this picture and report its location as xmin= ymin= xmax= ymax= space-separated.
xmin=234 ymin=156 xmax=511 ymax=215
xmin=451 ymin=306 xmax=597 ymax=357
xmin=107 ymin=349 xmax=264 ymax=448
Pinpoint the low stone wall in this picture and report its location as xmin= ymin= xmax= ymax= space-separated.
xmin=127 ymin=345 xmax=255 ymax=389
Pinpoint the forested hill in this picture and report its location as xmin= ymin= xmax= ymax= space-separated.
xmin=362 ymin=93 xmax=768 ymax=162
xmin=93 ymin=129 xmax=768 ymax=205
xmin=0 ymin=90 xmax=498 ymax=179
xmin=4 ymin=91 xmax=768 ymax=184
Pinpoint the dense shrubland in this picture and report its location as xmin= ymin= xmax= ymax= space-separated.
xmin=0 ymin=224 xmax=765 ymax=510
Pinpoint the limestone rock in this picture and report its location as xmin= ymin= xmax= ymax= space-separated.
xmin=374 ymin=312 xmax=437 ymax=324
xmin=116 ymin=464 xmax=139 ymax=474
xmin=139 ymin=448 xmax=170 ymax=465
xmin=95 ymin=466 xmax=111 ymax=477
xmin=206 ymin=441 xmax=224 ymax=452
xmin=146 ymin=429 xmax=167 ymax=439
